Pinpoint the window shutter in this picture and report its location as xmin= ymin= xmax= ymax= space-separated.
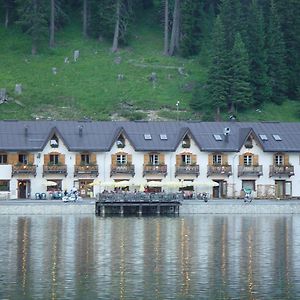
xmin=239 ymin=155 xmax=244 ymax=165
xmin=28 ymin=154 xmax=34 ymax=164
xmin=76 ymin=154 xmax=81 ymax=165
xmin=60 ymin=154 xmax=65 ymax=164
xmin=144 ymin=154 xmax=149 ymax=164
xmin=8 ymin=153 xmax=18 ymax=164
xmin=223 ymin=154 xmax=228 ymax=165
xmin=127 ymin=154 xmax=132 ymax=164
xmin=176 ymin=155 xmax=181 ymax=166
xmin=253 ymin=155 xmax=258 ymax=166
xmin=191 ymin=154 xmax=197 ymax=164
xmin=90 ymin=153 xmax=97 ymax=164
xmin=111 ymin=154 xmax=116 ymax=165
xmin=284 ymin=154 xmax=289 ymax=165
xmin=44 ymin=154 xmax=50 ymax=165
xmin=159 ymin=153 xmax=165 ymax=164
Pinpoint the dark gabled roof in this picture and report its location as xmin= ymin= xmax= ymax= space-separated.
xmin=0 ymin=120 xmax=300 ymax=152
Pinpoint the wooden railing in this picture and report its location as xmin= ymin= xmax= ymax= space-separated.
xmin=43 ymin=165 xmax=67 ymax=176
xmin=269 ymin=165 xmax=294 ymax=177
xmin=207 ymin=165 xmax=232 ymax=177
xmin=175 ymin=165 xmax=199 ymax=177
xmin=74 ymin=165 xmax=99 ymax=177
xmin=143 ymin=164 xmax=167 ymax=176
xmin=110 ymin=164 xmax=135 ymax=176
xmin=12 ymin=164 xmax=37 ymax=176
xmin=238 ymin=165 xmax=263 ymax=177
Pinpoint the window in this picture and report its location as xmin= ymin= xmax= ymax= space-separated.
xmin=81 ymin=154 xmax=90 ymax=165
xmin=259 ymin=134 xmax=268 ymax=141
xmin=182 ymin=135 xmax=191 ymax=148
xmin=116 ymin=135 xmax=125 ymax=148
xmin=213 ymin=154 xmax=222 ymax=165
xmin=275 ymin=154 xmax=283 ymax=166
xmin=242 ymin=180 xmax=256 ymax=191
xmin=18 ymin=154 xmax=28 ymax=164
xmin=0 ymin=180 xmax=9 ymax=191
xmin=181 ymin=154 xmax=191 ymax=165
xmin=160 ymin=134 xmax=167 ymax=140
xmin=243 ymin=155 xmax=252 ymax=166
xmin=273 ymin=134 xmax=282 ymax=141
xmin=117 ymin=154 xmax=127 ymax=165
xmin=144 ymin=134 xmax=152 ymax=140
xmin=0 ymin=154 xmax=7 ymax=164
xmin=149 ymin=154 xmax=159 ymax=165
xmin=50 ymin=154 xmax=59 ymax=165
xmin=213 ymin=134 xmax=222 ymax=141
xmin=50 ymin=134 xmax=59 ymax=148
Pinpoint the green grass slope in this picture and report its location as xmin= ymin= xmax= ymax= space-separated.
xmin=0 ymin=17 xmax=299 ymax=122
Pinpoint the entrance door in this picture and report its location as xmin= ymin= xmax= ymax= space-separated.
xmin=18 ymin=180 xmax=30 ymax=199
xmin=79 ymin=180 xmax=93 ymax=198
xmin=212 ymin=180 xmax=227 ymax=198
xmin=275 ymin=180 xmax=285 ymax=198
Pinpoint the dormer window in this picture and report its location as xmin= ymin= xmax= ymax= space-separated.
xmin=19 ymin=154 xmax=28 ymax=164
xmin=50 ymin=134 xmax=59 ymax=148
xmin=182 ymin=135 xmax=190 ymax=148
xmin=116 ymin=135 xmax=125 ymax=148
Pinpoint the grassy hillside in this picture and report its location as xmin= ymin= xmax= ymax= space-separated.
xmin=0 ymin=16 xmax=299 ymax=122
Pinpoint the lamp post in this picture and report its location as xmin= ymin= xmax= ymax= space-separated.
xmin=176 ymin=101 xmax=180 ymax=121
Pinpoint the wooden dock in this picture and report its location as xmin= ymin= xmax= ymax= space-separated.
xmin=95 ymin=193 xmax=182 ymax=216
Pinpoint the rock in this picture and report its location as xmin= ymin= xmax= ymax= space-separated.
xmin=117 ymin=74 xmax=124 ymax=80
xmin=52 ymin=67 xmax=57 ymax=75
xmin=0 ymin=88 xmax=8 ymax=104
xmin=15 ymin=84 xmax=22 ymax=95
xmin=149 ymin=72 xmax=157 ymax=82
xmin=114 ymin=56 xmax=122 ymax=64
xmin=74 ymin=50 xmax=80 ymax=62
xmin=64 ymin=57 xmax=69 ymax=64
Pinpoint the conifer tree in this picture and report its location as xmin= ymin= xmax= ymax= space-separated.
xmin=206 ymin=16 xmax=228 ymax=120
xmin=230 ymin=32 xmax=252 ymax=113
xmin=265 ymin=0 xmax=287 ymax=104
xmin=246 ymin=0 xmax=269 ymax=106
xmin=16 ymin=0 xmax=48 ymax=55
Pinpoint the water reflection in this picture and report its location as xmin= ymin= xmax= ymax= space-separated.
xmin=0 ymin=215 xmax=300 ymax=299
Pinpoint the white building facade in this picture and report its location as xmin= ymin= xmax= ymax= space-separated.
xmin=0 ymin=120 xmax=299 ymax=200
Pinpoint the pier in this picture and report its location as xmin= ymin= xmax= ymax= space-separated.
xmin=95 ymin=193 xmax=182 ymax=216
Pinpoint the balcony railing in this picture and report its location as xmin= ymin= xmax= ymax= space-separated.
xmin=269 ymin=165 xmax=294 ymax=177
xmin=207 ymin=165 xmax=232 ymax=177
xmin=238 ymin=165 xmax=263 ymax=177
xmin=143 ymin=164 xmax=167 ymax=177
xmin=175 ymin=165 xmax=199 ymax=177
xmin=111 ymin=164 xmax=135 ymax=177
xmin=43 ymin=165 xmax=67 ymax=176
xmin=74 ymin=165 xmax=99 ymax=177
xmin=12 ymin=164 xmax=37 ymax=176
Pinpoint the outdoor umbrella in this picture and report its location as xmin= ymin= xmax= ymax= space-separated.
xmin=88 ymin=180 xmax=101 ymax=186
xmin=145 ymin=181 xmax=164 ymax=187
xmin=44 ymin=181 xmax=57 ymax=186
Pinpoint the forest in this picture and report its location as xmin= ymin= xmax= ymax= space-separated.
xmin=0 ymin=0 xmax=299 ymax=121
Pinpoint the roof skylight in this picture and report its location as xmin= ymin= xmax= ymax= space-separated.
xmin=213 ymin=134 xmax=222 ymax=141
xmin=272 ymin=134 xmax=282 ymax=141
xmin=160 ymin=134 xmax=168 ymax=140
xmin=144 ymin=134 xmax=152 ymax=140
xmin=259 ymin=134 xmax=268 ymax=141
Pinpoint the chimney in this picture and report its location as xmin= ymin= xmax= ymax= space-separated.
xmin=24 ymin=125 xmax=28 ymax=137
xmin=224 ymin=127 xmax=230 ymax=142
xmin=79 ymin=125 xmax=83 ymax=136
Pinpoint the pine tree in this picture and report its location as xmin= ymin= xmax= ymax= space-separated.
xmin=206 ymin=16 xmax=228 ymax=120
xmin=230 ymin=32 xmax=252 ymax=113
xmin=246 ymin=0 xmax=269 ymax=106
xmin=180 ymin=0 xmax=203 ymax=57
xmin=265 ymin=0 xmax=287 ymax=104
xmin=16 ymin=0 xmax=48 ymax=55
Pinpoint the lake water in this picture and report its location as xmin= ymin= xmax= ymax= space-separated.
xmin=0 ymin=215 xmax=300 ymax=299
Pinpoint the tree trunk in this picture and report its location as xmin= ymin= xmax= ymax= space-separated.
xmin=168 ymin=0 xmax=180 ymax=56
xmin=112 ymin=0 xmax=121 ymax=53
xmin=49 ymin=0 xmax=55 ymax=47
xmin=215 ymin=106 xmax=221 ymax=121
xmin=32 ymin=0 xmax=38 ymax=55
xmin=83 ymin=0 xmax=88 ymax=38
xmin=5 ymin=7 xmax=9 ymax=28
xmin=163 ymin=0 xmax=169 ymax=55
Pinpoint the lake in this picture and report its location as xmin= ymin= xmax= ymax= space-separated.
xmin=0 ymin=215 xmax=299 ymax=299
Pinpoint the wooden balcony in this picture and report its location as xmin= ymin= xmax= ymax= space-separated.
xmin=175 ymin=165 xmax=199 ymax=177
xmin=12 ymin=164 xmax=37 ymax=177
xmin=110 ymin=164 xmax=135 ymax=177
xmin=74 ymin=165 xmax=99 ymax=177
xmin=43 ymin=164 xmax=67 ymax=176
xmin=269 ymin=165 xmax=295 ymax=177
xmin=207 ymin=165 xmax=232 ymax=177
xmin=143 ymin=164 xmax=167 ymax=177
xmin=238 ymin=165 xmax=263 ymax=177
